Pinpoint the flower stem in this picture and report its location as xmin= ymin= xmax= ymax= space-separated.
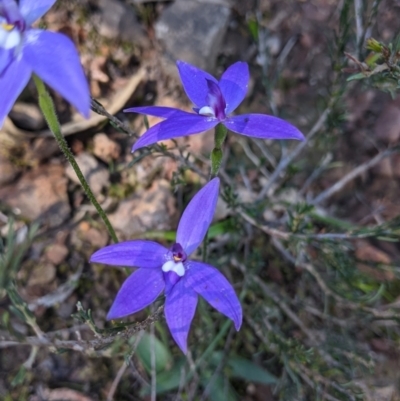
xmin=210 ymin=124 xmax=227 ymax=177
xmin=33 ymin=76 xmax=118 ymax=243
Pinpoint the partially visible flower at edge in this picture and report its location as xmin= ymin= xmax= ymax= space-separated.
xmin=90 ymin=178 xmax=242 ymax=354
xmin=0 ymin=0 xmax=90 ymax=127
xmin=125 ymin=60 xmax=305 ymax=152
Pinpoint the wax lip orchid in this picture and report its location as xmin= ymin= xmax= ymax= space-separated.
xmin=90 ymin=178 xmax=242 ymax=354
xmin=0 ymin=0 xmax=90 ymax=126
xmin=125 ymin=60 xmax=304 ymax=152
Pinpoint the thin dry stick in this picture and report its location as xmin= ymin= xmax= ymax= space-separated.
xmin=107 ymin=360 xmax=129 ymax=401
xmin=237 ymin=138 xmax=270 ymax=178
xmin=150 ymin=319 xmax=156 ymax=401
xmin=299 ymin=153 xmax=333 ymax=196
xmin=231 ymin=258 xmax=345 ymax=372
xmin=0 ymin=306 xmax=164 ymax=353
xmin=271 ymin=237 xmax=400 ymax=320
xmin=199 ymin=326 xmax=235 ymax=401
xmin=354 ymin=0 xmax=364 ymax=55
xmin=311 ymin=147 xmax=399 ymax=205
xmin=294 ymin=366 xmax=350 ymax=401
xmin=238 ymin=209 xmax=380 ymax=241
xmin=257 ymin=108 xmax=331 ymax=200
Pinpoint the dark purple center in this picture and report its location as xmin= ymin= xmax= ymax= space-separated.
xmin=170 ymin=242 xmax=187 ymax=263
xmin=1 ymin=5 xmax=26 ymax=32
xmin=205 ymin=79 xmax=226 ymax=120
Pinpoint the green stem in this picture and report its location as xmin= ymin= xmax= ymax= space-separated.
xmin=33 ymin=76 xmax=118 ymax=243
xmin=210 ymin=124 xmax=228 ymax=177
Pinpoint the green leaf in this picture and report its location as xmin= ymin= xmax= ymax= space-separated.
xmin=142 ymin=358 xmax=186 ymax=395
xmin=136 ymin=332 xmax=172 ymax=374
xmin=247 ymin=18 xmax=259 ymax=42
xmin=11 ymin=366 xmax=27 ymax=387
xmin=228 ymin=356 xmax=278 ymax=385
xmin=202 ymin=374 xmax=238 ymax=401
xmin=346 ymin=73 xmax=366 ymax=81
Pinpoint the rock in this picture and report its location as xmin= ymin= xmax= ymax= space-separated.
xmin=77 ymin=221 xmax=109 ymax=248
xmin=28 ymin=263 xmax=56 ymax=287
xmin=0 ymin=153 xmax=18 ymax=186
xmin=0 ymin=164 xmax=70 ymax=228
xmin=44 ymin=244 xmax=69 ymax=265
xmin=109 ymin=179 xmax=176 ymax=238
xmin=155 ymin=0 xmax=231 ymax=71
xmin=214 ymin=196 xmax=230 ymax=220
xmin=35 ymin=388 xmax=94 ymax=401
xmin=373 ymin=154 xmax=400 ymax=179
xmin=374 ymin=99 xmax=400 ymax=144
xmin=9 ymin=102 xmax=46 ymax=130
xmin=97 ymin=0 xmax=148 ymax=45
xmin=27 ymin=137 xmax=60 ymax=163
xmin=355 ymin=240 xmax=392 ymax=264
xmin=92 ymin=133 xmax=121 ymax=163
xmin=65 ymin=152 xmax=110 ymax=196
xmin=355 ymin=240 xmax=394 ymax=281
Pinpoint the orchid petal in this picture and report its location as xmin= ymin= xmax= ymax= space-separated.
xmin=0 ymin=48 xmax=13 ymax=75
xmin=107 ymin=268 xmax=165 ymax=320
xmin=165 ymin=278 xmax=198 ymax=354
xmin=23 ymin=30 xmax=90 ymax=118
xmin=132 ymin=111 xmax=217 ymax=152
xmin=0 ymin=26 xmax=22 ymax=50
xmin=176 ymin=60 xmax=218 ymax=108
xmin=177 ymin=178 xmax=219 ymax=256
xmin=0 ymin=57 xmax=31 ymax=127
xmin=219 ymin=61 xmax=249 ymax=114
xmin=124 ymin=106 xmax=188 ymax=119
xmin=90 ymin=240 xmax=168 ymax=269
xmin=224 ymin=114 xmax=304 ymax=141
xmin=185 ymin=261 xmax=242 ymax=330
xmin=19 ymin=0 xmax=56 ymax=25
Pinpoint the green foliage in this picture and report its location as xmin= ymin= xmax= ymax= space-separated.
xmin=346 ymin=35 xmax=400 ymax=96
xmin=136 ymin=332 xmax=172 ymax=373
xmin=0 ymin=219 xmax=38 ymax=296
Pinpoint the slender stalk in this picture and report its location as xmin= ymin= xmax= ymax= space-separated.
xmin=311 ymin=147 xmax=399 ymax=205
xmin=257 ymin=107 xmax=331 ymax=200
xmin=33 ymin=76 xmax=118 ymax=243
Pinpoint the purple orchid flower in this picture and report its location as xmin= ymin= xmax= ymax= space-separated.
xmin=90 ymin=178 xmax=242 ymax=354
xmin=125 ymin=60 xmax=304 ymax=152
xmin=0 ymin=0 xmax=90 ymax=126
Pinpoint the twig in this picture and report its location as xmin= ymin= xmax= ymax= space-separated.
xmin=271 ymin=237 xmax=400 ymax=320
xmin=150 ymin=318 xmax=156 ymax=401
xmin=354 ymin=0 xmax=364 ymax=56
xmin=311 ymin=147 xmax=399 ymax=205
xmin=238 ymin=209 xmax=383 ymax=241
xmin=28 ymin=267 xmax=83 ymax=311
xmin=90 ymin=98 xmax=138 ymax=137
xmin=3 ymin=67 xmax=146 ymax=139
xmin=23 ymin=346 xmax=39 ymax=370
xmin=257 ymin=108 xmax=331 ymax=200
xmin=0 ymin=306 xmax=164 ymax=353
xmin=253 ymin=138 xmax=277 ymax=167
xmin=294 ymin=365 xmax=351 ymax=401
xmin=299 ymin=153 xmax=333 ymax=196
xmin=199 ymin=326 xmax=235 ymax=401
xmin=107 ymin=360 xmax=128 ymax=401
xmin=237 ymin=138 xmax=270 ymax=178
